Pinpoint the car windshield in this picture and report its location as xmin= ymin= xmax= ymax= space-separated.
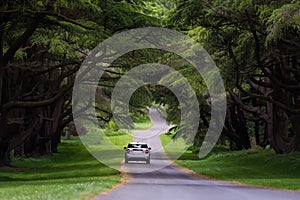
xmin=128 ymin=144 xmax=148 ymax=148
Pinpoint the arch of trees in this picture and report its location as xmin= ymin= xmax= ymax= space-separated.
xmin=0 ymin=0 xmax=299 ymax=166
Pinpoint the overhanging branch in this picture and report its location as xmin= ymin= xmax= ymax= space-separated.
xmin=2 ymin=82 xmax=73 ymax=112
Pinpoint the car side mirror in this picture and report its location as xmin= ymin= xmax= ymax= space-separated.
xmin=148 ymin=147 xmax=151 ymax=150
xmin=124 ymin=147 xmax=127 ymax=150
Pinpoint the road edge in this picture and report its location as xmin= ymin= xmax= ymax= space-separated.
xmin=171 ymin=161 xmax=300 ymax=193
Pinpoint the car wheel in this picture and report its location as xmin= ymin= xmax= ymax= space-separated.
xmin=125 ymin=157 xmax=129 ymax=164
xmin=146 ymin=158 xmax=150 ymax=164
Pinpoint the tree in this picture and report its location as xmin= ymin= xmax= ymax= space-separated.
xmin=167 ymin=0 xmax=300 ymax=153
xmin=0 ymin=0 xmax=160 ymax=166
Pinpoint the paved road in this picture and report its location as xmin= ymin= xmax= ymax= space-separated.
xmin=96 ymin=108 xmax=300 ymax=200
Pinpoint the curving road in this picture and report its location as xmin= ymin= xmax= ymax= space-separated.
xmin=96 ymin=108 xmax=300 ymax=200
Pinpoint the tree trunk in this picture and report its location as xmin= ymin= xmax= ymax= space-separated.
xmin=0 ymin=117 xmax=23 ymax=166
xmin=50 ymin=98 xmax=63 ymax=153
xmin=254 ymin=121 xmax=260 ymax=146
xmin=0 ymin=141 xmax=11 ymax=166
xmin=14 ymin=143 xmax=24 ymax=157
xmin=224 ymin=104 xmax=251 ymax=150
xmin=289 ymin=115 xmax=300 ymax=151
xmin=267 ymin=90 xmax=297 ymax=154
xmin=272 ymin=106 xmax=292 ymax=153
xmin=228 ymin=105 xmax=251 ymax=150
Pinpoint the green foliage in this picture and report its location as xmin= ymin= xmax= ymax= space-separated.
xmin=266 ymin=1 xmax=300 ymax=43
xmin=168 ymin=0 xmax=204 ymax=28
xmin=130 ymin=86 xmax=153 ymax=108
xmin=107 ymin=119 xmax=119 ymax=131
xmin=100 ymin=0 xmax=160 ymax=31
xmin=164 ymin=0 xmax=300 ymax=154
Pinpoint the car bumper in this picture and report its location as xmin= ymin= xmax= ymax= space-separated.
xmin=125 ymin=153 xmax=150 ymax=160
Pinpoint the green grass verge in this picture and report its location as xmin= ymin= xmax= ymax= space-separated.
xmin=103 ymin=130 xmax=133 ymax=148
xmin=160 ymin=132 xmax=187 ymax=160
xmin=0 ymin=131 xmax=132 ymax=200
xmin=161 ymin=134 xmax=300 ymax=190
xmin=133 ymin=116 xmax=152 ymax=130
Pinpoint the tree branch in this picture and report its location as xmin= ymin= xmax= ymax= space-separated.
xmin=229 ymin=91 xmax=269 ymax=121
xmin=40 ymin=11 xmax=96 ymax=30
xmin=236 ymin=84 xmax=300 ymax=114
xmin=2 ymin=82 xmax=73 ymax=112
xmin=2 ymin=15 xmax=42 ymax=68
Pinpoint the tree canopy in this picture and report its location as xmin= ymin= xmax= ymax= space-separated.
xmin=166 ymin=0 xmax=300 ymax=152
xmin=0 ymin=0 xmax=299 ymax=166
xmin=0 ymin=0 xmax=160 ymax=166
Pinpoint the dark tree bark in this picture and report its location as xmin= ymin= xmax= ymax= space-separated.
xmin=50 ymin=98 xmax=64 ymax=153
xmin=267 ymin=87 xmax=300 ymax=154
xmin=0 ymin=141 xmax=10 ymax=166
xmin=223 ymin=102 xmax=251 ymax=150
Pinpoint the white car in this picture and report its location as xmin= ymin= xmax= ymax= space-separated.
xmin=124 ymin=142 xmax=151 ymax=164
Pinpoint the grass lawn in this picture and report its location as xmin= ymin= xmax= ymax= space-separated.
xmin=133 ymin=116 xmax=152 ymax=130
xmin=0 ymin=131 xmax=132 ymax=200
xmin=161 ymin=134 xmax=300 ymax=190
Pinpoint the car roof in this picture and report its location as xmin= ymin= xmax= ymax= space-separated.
xmin=128 ymin=142 xmax=148 ymax=145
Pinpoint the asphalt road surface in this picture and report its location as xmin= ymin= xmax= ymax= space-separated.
xmin=96 ymin=108 xmax=300 ymax=200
